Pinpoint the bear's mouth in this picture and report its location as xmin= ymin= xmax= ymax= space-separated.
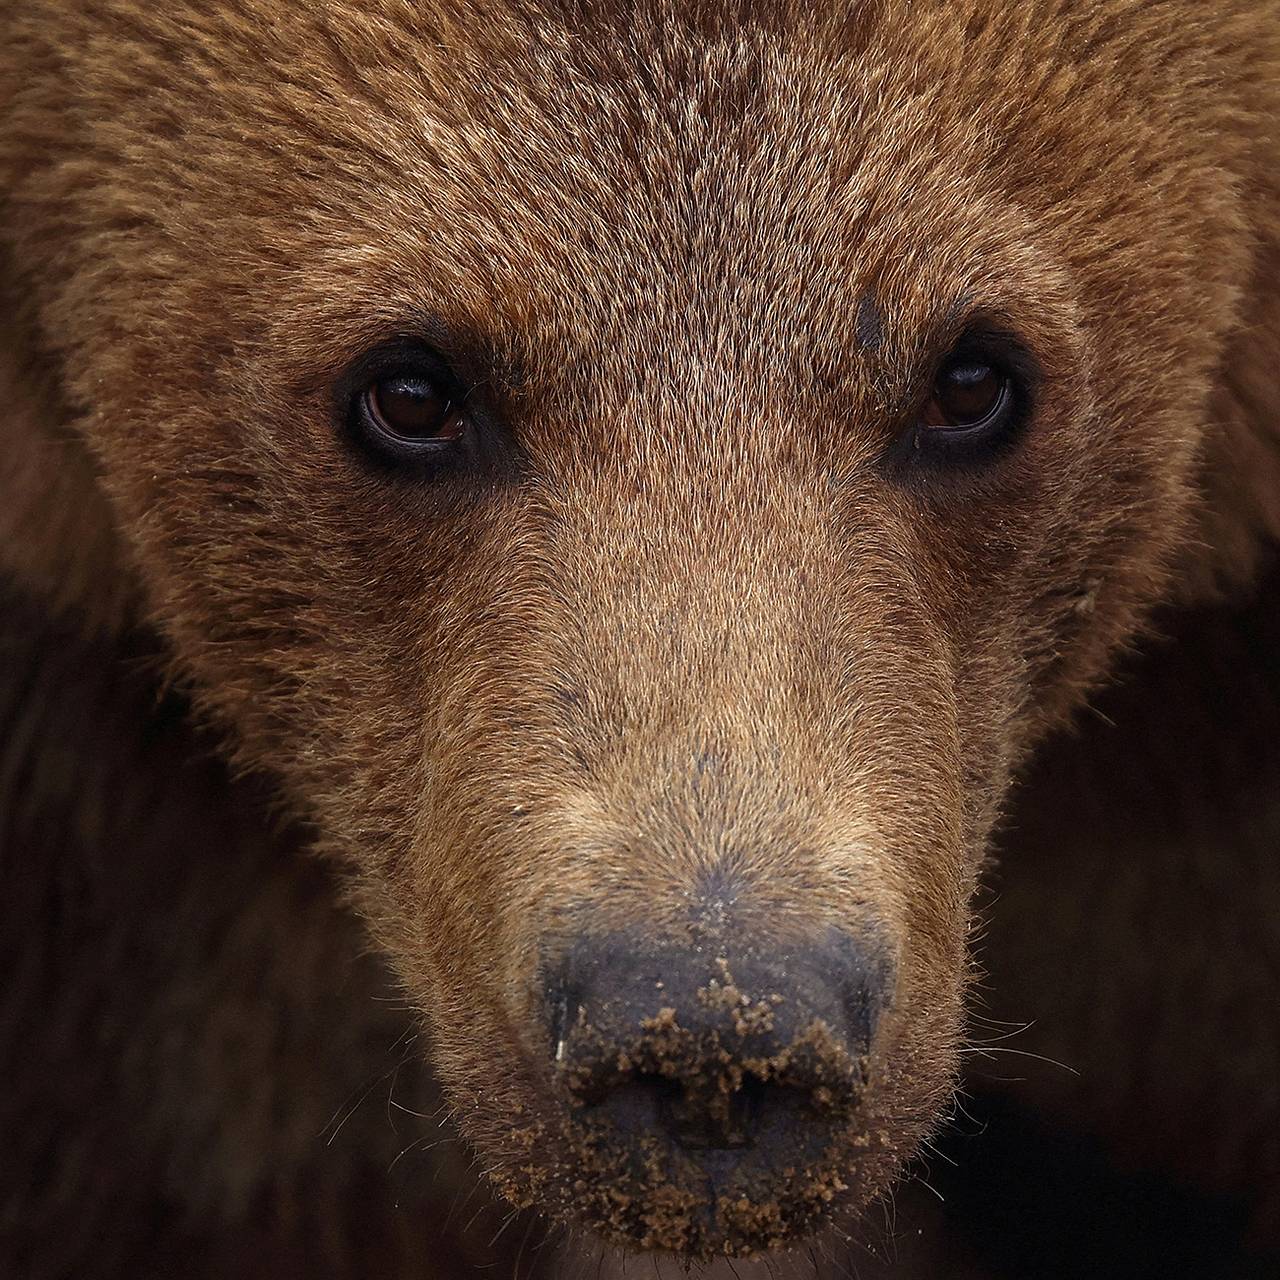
xmin=547 ymin=1120 xmax=863 ymax=1257
xmin=486 ymin=1038 xmax=895 ymax=1259
xmin=481 ymin=934 xmax=908 ymax=1259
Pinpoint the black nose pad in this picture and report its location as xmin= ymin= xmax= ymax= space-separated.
xmin=547 ymin=931 xmax=893 ymax=1156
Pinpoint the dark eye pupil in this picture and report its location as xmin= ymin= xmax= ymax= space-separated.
xmin=924 ymin=361 xmax=1006 ymax=429
xmin=369 ymin=377 xmax=463 ymax=440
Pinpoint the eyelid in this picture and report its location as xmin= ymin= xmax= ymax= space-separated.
xmin=946 ymin=360 xmax=994 ymax=381
xmin=332 ymin=337 xmax=464 ymax=413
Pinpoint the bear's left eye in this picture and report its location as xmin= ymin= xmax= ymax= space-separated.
xmin=920 ymin=358 xmax=1012 ymax=437
xmin=353 ymin=371 xmax=467 ymax=462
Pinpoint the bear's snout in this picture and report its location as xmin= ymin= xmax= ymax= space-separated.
xmin=538 ymin=931 xmax=894 ymax=1254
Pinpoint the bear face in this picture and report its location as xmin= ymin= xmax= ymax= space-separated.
xmin=2 ymin=0 xmax=1276 ymax=1262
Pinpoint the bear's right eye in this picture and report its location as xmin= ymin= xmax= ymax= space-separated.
xmin=340 ymin=340 xmax=481 ymax=471
xmin=347 ymin=359 xmax=471 ymax=466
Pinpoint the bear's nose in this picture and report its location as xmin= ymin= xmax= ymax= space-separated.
xmin=545 ymin=931 xmax=892 ymax=1159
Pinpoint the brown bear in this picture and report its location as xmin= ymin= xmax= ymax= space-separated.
xmin=1 ymin=1 xmax=1278 ymax=1277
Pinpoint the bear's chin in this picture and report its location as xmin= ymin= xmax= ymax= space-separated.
xmin=449 ymin=1057 xmax=936 ymax=1261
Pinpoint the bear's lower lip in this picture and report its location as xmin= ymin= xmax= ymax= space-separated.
xmin=565 ymin=1162 xmax=854 ymax=1258
xmin=548 ymin=1113 xmax=863 ymax=1258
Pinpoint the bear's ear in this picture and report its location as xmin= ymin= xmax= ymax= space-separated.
xmin=0 ymin=272 xmax=140 ymax=636
xmin=1188 ymin=227 xmax=1280 ymax=604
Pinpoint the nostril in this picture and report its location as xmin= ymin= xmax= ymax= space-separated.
xmin=736 ymin=1074 xmax=772 ymax=1133
xmin=583 ymin=1064 xmax=849 ymax=1154
xmin=586 ymin=1070 xmax=681 ymax=1136
xmin=590 ymin=1070 xmax=784 ymax=1152
xmin=664 ymin=1074 xmax=768 ymax=1151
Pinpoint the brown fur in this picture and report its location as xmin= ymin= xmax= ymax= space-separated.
xmin=1 ymin=0 xmax=1278 ymax=1273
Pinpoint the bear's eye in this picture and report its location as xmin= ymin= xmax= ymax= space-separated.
xmin=920 ymin=358 xmax=1012 ymax=435
xmin=356 ymin=373 xmax=467 ymax=459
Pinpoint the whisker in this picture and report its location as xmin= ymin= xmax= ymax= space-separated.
xmin=486 ymin=1205 xmax=520 ymax=1250
xmin=387 ymin=1132 xmax=455 ymax=1173
xmin=512 ymin=1211 xmax=539 ymax=1280
xmin=919 ymin=1137 xmax=958 ymax=1168
xmin=960 ymin=1045 xmax=1079 ymax=1074
xmin=387 ymin=1096 xmax=440 ymax=1120
xmin=911 ymin=1174 xmax=946 ymax=1204
xmin=321 ymin=1044 xmax=418 ymax=1145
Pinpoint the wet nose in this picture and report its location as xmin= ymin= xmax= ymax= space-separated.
xmin=546 ymin=931 xmax=892 ymax=1158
